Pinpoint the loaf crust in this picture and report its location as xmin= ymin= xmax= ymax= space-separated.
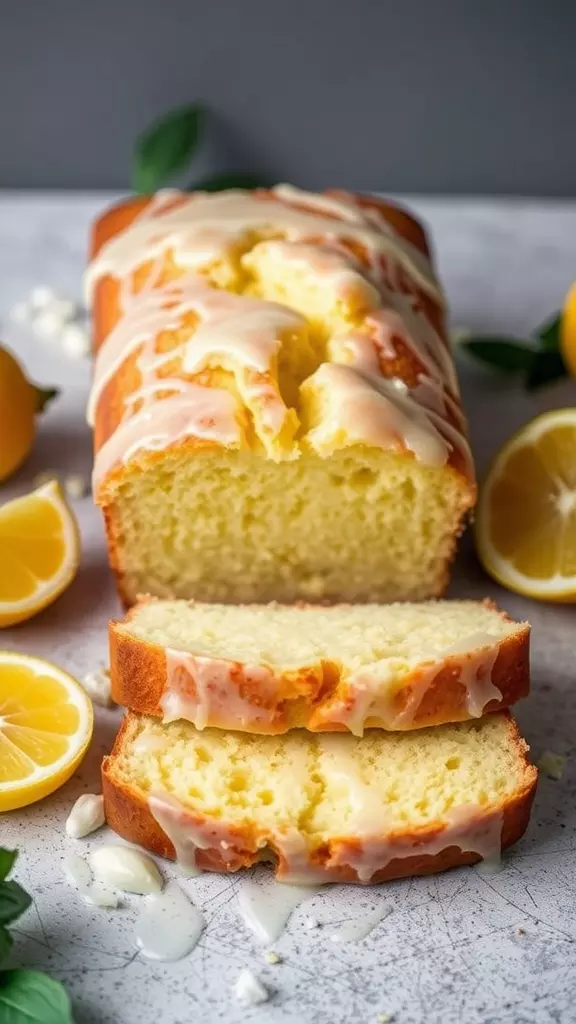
xmin=109 ymin=599 xmax=530 ymax=734
xmin=101 ymin=713 xmax=537 ymax=884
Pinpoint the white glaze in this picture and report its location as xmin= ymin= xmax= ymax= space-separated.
xmin=92 ymin=386 xmax=242 ymax=490
xmin=163 ymin=648 xmax=278 ymax=731
xmin=320 ymin=631 xmax=505 ymax=735
xmin=65 ymin=793 xmax=105 ymax=839
xmin=237 ymin=877 xmax=322 ymax=943
xmin=85 ymin=186 xmax=443 ymax=305
xmin=86 ymin=186 xmax=473 ymax=491
xmin=64 ymin=852 xmax=119 ymax=909
xmin=234 ymin=968 xmax=269 ymax=1006
xmin=329 ymin=902 xmax=393 ymax=943
xmin=89 ymin=845 xmax=163 ymax=894
xmin=305 ymin=364 xmax=451 ymax=466
xmin=135 ymin=881 xmax=205 ymax=961
xmin=148 ymin=791 xmax=240 ymax=877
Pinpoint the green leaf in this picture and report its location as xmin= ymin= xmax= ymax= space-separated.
xmin=191 ymin=172 xmax=272 ymax=192
xmin=0 ymin=927 xmax=13 ymax=964
xmin=133 ymin=104 xmax=205 ymax=194
xmin=0 ymin=851 xmax=17 ymax=883
xmin=526 ymin=349 xmax=567 ymax=390
xmin=0 ymin=970 xmax=73 ymax=1024
xmin=0 ymin=883 xmax=32 ymax=927
xmin=536 ymin=312 xmax=562 ymax=351
xmin=462 ymin=338 xmax=535 ymax=373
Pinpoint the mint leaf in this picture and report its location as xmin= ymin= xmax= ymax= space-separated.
xmin=526 ymin=349 xmax=567 ymax=390
xmin=0 ymin=852 xmax=17 ymax=882
xmin=192 ymin=173 xmax=271 ymax=192
xmin=0 ymin=970 xmax=73 ymax=1024
xmin=536 ymin=312 xmax=562 ymax=351
xmin=133 ymin=104 xmax=204 ymax=194
xmin=0 ymin=882 xmax=31 ymax=927
xmin=462 ymin=338 xmax=535 ymax=373
xmin=0 ymin=927 xmax=12 ymax=964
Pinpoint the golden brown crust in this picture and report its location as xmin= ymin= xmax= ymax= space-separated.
xmin=109 ymin=600 xmax=530 ymax=733
xmin=101 ymin=712 xmax=537 ymax=884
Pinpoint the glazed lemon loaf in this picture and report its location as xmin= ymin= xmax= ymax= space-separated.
xmin=88 ymin=186 xmax=475 ymax=606
xmin=102 ymin=712 xmax=537 ymax=884
xmin=110 ymin=598 xmax=530 ymax=734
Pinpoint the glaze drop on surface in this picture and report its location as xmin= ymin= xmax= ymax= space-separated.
xmin=236 ymin=876 xmax=323 ymax=943
xmin=89 ymin=845 xmax=163 ymax=895
xmin=329 ymin=901 xmax=394 ymax=943
xmin=134 ymin=881 xmax=205 ymax=961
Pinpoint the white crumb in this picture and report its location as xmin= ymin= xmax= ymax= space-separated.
xmin=34 ymin=307 xmax=68 ymax=339
xmin=304 ymin=917 xmax=319 ymax=929
xmin=264 ymin=950 xmax=281 ymax=964
xmin=10 ymin=300 xmax=32 ymax=324
xmin=234 ymin=969 xmax=269 ymax=1006
xmin=376 ymin=1014 xmax=392 ymax=1024
xmin=82 ymin=667 xmax=115 ymax=708
xmin=30 ymin=285 xmax=56 ymax=310
xmin=33 ymin=470 xmax=59 ymax=489
xmin=537 ymin=751 xmax=566 ymax=780
xmin=66 ymin=793 xmax=105 ymax=839
xmin=61 ymin=322 xmax=90 ymax=359
xmin=64 ymin=473 xmax=89 ymax=500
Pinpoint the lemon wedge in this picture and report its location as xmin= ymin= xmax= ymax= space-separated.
xmin=476 ymin=408 xmax=576 ymax=601
xmin=0 ymin=480 xmax=80 ymax=627
xmin=0 ymin=651 xmax=93 ymax=811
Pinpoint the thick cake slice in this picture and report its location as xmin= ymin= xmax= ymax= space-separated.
xmin=102 ymin=712 xmax=537 ymax=884
xmin=110 ymin=599 xmax=530 ymax=734
xmin=88 ymin=186 xmax=475 ymax=607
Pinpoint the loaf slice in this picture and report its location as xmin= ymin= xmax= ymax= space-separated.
xmin=102 ymin=712 xmax=537 ymax=884
xmin=88 ymin=187 xmax=475 ymax=607
xmin=110 ymin=598 xmax=530 ymax=735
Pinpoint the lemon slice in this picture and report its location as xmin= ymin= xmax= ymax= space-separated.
xmin=476 ymin=408 xmax=576 ymax=601
xmin=0 ymin=480 xmax=80 ymax=627
xmin=0 ymin=651 xmax=93 ymax=811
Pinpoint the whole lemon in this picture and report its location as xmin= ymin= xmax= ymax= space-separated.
xmin=0 ymin=344 xmax=58 ymax=482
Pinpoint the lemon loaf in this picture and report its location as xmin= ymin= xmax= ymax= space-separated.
xmin=87 ymin=186 xmax=475 ymax=607
xmin=110 ymin=598 xmax=530 ymax=735
xmin=102 ymin=712 xmax=537 ymax=884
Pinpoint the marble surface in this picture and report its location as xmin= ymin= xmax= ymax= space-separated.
xmin=1 ymin=193 xmax=576 ymax=1024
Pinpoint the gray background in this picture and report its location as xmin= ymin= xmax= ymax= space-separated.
xmin=1 ymin=0 xmax=575 ymax=195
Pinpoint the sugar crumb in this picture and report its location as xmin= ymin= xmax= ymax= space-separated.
xmin=264 ymin=950 xmax=281 ymax=965
xmin=234 ymin=969 xmax=269 ymax=1006
xmin=304 ymin=917 xmax=319 ymax=929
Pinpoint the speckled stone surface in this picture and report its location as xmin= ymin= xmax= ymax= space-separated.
xmin=1 ymin=193 xmax=576 ymax=1024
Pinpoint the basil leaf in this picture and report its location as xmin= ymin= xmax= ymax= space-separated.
xmin=526 ymin=349 xmax=567 ymax=390
xmin=0 ymin=927 xmax=12 ymax=964
xmin=192 ymin=172 xmax=272 ymax=192
xmin=536 ymin=312 xmax=562 ymax=351
xmin=0 ymin=851 xmax=17 ymax=882
xmin=463 ymin=338 xmax=535 ymax=373
xmin=0 ymin=882 xmax=31 ymax=927
xmin=133 ymin=104 xmax=205 ymax=194
xmin=0 ymin=970 xmax=73 ymax=1024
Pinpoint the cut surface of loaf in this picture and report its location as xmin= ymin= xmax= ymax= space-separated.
xmin=102 ymin=712 xmax=537 ymax=884
xmin=111 ymin=598 xmax=530 ymax=734
xmin=88 ymin=186 xmax=475 ymax=606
